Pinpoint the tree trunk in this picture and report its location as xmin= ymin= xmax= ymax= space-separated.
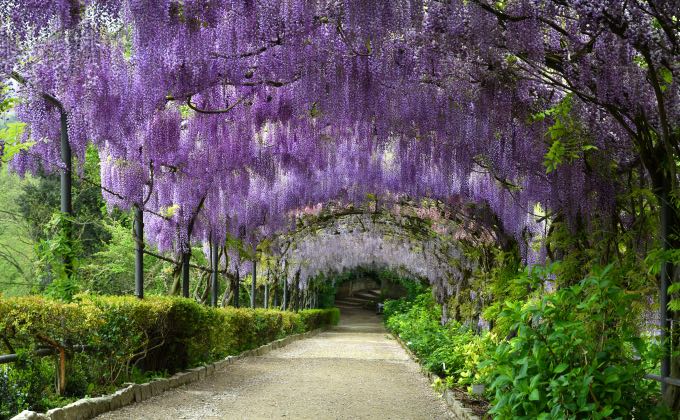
xmin=169 ymin=262 xmax=183 ymax=295
xmin=234 ymin=268 xmax=240 ymax=308
xmin=181 ymin=251 xmax=191 ymax=298
xmin=264 ymin=282 xmax=269 ymax=309
xmin=134 ymin=205 xmax=144 ymax=299
xmin=210 ymin=240 xmax=219 ymax=306
xmin=282 ymin=277 xmax=288 ymax=310
xmin=251 ymin=259 xmax=256 ymax=308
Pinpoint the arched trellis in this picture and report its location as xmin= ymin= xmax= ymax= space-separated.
xmin=4 ymin=0 xmax=676 ymax=398
xmin=117 ymin=196 xmax=519 ymax=311
xmin=228 ymin=198 xmax=514 ymax=310
xmin=4 ymin=0 xmax=557 ymax=306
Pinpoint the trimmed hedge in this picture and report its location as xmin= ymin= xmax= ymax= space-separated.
xmin=0 ymin=295 xmax=340 ymax=416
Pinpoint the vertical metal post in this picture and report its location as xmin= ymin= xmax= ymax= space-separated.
xmin=222 ymin=243 xmax=229 ymax=306
xmin=660 ymin=190 xmax=671 ymax=393
xmin=211 ymin=239 xmax=219 ymax=307
xmin=282 ymin=278 xmax=288 ymax=310
xmin=182 ymin=252 xmax=190 ymax=298
xmin=251 ymin=259 xmax=257 ymax=308
xmin=134 ymin=205 xmax=144 ymax=299
xmin=60 ymin=111 xmax=73 ymax=276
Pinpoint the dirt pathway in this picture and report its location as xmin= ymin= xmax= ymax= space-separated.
xmin=96 ymin=309 xmax=452 ymax=419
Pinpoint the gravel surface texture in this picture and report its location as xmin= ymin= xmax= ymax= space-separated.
xmin=96 ymin=309 xmax=453 ymax=420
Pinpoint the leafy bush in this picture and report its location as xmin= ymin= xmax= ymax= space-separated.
xmin=384 ymin=292 xmax=492 ymax=385
xmin=0 ymin=353 xmax=62 ymax=418
xmin=484 ymin=265 xmax=667 ymax=419
xmin=0 ymin=295 xmax=339 ymax=417
xmin=0 ymin=296 xmax=99 ymax=348
xmin=385 ymin=273 xmax=667 ymax=418
xmin=299 ymin=308 xmax=340 ymax=330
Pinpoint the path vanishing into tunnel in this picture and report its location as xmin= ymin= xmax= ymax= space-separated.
xmin=96 ymin=309 xmax=452 ymax=419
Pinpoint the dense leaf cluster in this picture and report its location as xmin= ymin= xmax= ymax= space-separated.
xmin=0 ymin=295 xmax=339 ymax=416
xmin=383 ymin=267 xmax=670 ymax=418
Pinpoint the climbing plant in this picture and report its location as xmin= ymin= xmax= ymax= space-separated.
xmin=0 ymin=0 xmax=678 ymax=414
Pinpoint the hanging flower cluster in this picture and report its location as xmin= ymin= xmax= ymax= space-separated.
xmin=1 ymin=0 xmax=676 ymax=284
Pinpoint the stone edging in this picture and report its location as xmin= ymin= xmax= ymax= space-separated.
xmin=391 ymin=333 xmax=480 ymax=420
xmin=12 ymin=327 xmax=327 ymax=420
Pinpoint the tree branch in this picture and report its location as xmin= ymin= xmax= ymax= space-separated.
xmin=186 ymin=92 xmax=253 ymax=115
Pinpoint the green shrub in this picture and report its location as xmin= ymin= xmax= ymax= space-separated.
xmin=0 ymin=296 xmax=99 ymax=348
xmin=384 ymin=292 xmax=492 ymax=385
xmin=385 ymin=274 xmax=665 ymax=418
xmin=0 ymin=295 xmax=339 ymax=417
xmin=299 ymin=308 xmax=340 ymax=330
xmin=484 ymin=265 xmax=667 ymax=419
xmin=0 ymin=353 xmax=54 ymax=417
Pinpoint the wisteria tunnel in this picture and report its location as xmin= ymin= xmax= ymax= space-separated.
xmin=0 ymin=0 xmax=679 ymax=418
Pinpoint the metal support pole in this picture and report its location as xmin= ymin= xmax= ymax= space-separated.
xmin=134 ymin=205 xmax=144 ymax=299
xmin=211 ymin=239 xmax=219 ymax=307
xmin=60 ymin=111 xmax=73 ymax=276
xmin=660 ymin=190 xmax=672 ymax=394
xmin=181 ymin=251 xmax=190 ymax=298
xmin=9 ymin=75 xmax=73 ymax=280
xmin=251 ymin=259 xmax=257 ymax=308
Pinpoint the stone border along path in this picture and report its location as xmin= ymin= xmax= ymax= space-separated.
xmin=12 ymin=329 xmax=327 ymax=420
xmin=14 ymin=309 xmax=468 ymax=420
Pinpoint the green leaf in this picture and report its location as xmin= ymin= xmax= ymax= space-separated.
xmin=553 ymin=363 xmax=569 ymax=374
xmin=668 ymin=299 xmax=680 ymax=311
xmin=0 ymin=122 xmax=32 ymax=163
xmin=660 ymin=67 xmax=673 ymax=92
xmin=604 ymin=373 xmax=619 ymax=384
xmin=544 ymin=140 xmax=565 ymax=173
xmin=600 ymin=406 xmax=614 ymax=417
xmin=529 ymin=388 xmax=540 ymax=401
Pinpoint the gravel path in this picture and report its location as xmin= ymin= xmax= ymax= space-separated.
xmin=96 ymin=309 xmax=453 ymax=419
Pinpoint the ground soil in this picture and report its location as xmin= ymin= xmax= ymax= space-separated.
xmin=96 ymin=308 xmax=454 ymax=419
xmin=449 ymin=387 xmax=490 ymax=418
